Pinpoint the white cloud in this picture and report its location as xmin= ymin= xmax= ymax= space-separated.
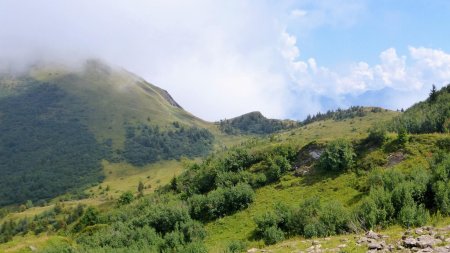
xmin=290 ymin=9 xmax=307 ymax=18
xmin=280 ymin=31 xmax=450 ymax=116
xmin=1 ymin=0 xmax=449 ymax=121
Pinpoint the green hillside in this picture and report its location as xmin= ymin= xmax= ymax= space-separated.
xmin=0 ymin=60 xmax=220 ymax=206
xmin=217 ymin=111 xmax=299 ymax=135
xmin=392 ymin=84 xmax=450 ymax=133
xmin=0 ymin=68 xmax=449 ymax=253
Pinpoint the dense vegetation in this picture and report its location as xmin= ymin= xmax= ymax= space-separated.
xmin=0 ymin=83 xmax=105 ymax=206
xmin=218 ymin=111 xmax=298 ymax=135
xmin=1 ymin=70 xmax=449 ymax=252
xmin=0 ymin=203 xmax=85 ymax=243
xmin=392 ymin=84 xmax=450 ymax=133
xmin=0 ymin=75 xmax=216 ymax=206
xmin=122 ymin=123 xmax=214 ymax=166
xmin=1 ymin=127 xmax=449 ymax=251
xmin=302 ymin=106 xmax=375 ymax=125
xmin=253 ymin=138 xmax=450 ymax=245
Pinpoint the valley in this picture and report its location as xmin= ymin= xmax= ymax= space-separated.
xmin=0 ymin=62 xmax=449 ymax=253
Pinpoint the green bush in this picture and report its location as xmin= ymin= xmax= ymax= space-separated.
xmin=366 ymin=125 xmax=388 ymax=145
xmin=73 ymin=207 xmax=100 ymax=233
xmin=396 ymin=127 xmax=409 ymax=145
xmin=117 ymin=191 xmax=134 ymax=206
xmin=262 ymin=226 xmax=285 ymax=245
xmin=254 ymin=212 xmax=280 ymax=238
xmin=320 ymin=201 xmax=350 ymax=235
xmin=226 ymin=240 xmax=247 ymax=253
xmin=398 ymin=204 xmax=429 ymax=228
xmin=189 ymin=183 xmax=254 ymax=221
xmin=357 ymin=197 xmax=378 ymax=230
xmin=368 ymin=187 xmax=395 ymax=227
xmin=319 ymin=139 xmax=355 ymax=172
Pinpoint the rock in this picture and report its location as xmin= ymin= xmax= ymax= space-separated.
xmin=434 ymin=247 xmax=450 ymax=253
xmin=340 ymin=238 xmax=349 ymax=242
xmin=29 ymin=246 xmax=37 ymax=252
xmin=306 ymin=245 xmax=322 ymax=253
xmin=358 ymin=237 xmax=369 ymax=244
xmin=368 ymin=242 xmax=383 ymax=250
xmin=312 ymin=240 xmax=320 ymax=245
xmin=417 ymin=247 xmax=434 ymax=253
xmin=445 ymin=238 xmax=450 ymax=243
xmin=387 ymin=244 xmax=395 ymax=251
xmin=324 ymin=237 xmax=331 ymax=241
xmin=366 ymin=230 xmax=381 ymax=239
xmin=247 ymin=248 xmax=258 ymax=253
xmin=416 ymin=235 xmax=441 ymax=249
xmin=436 ymin=234 xmax=445 ymax=241
xmin=416 ymin=228 xmax=424 ymax=235
xmin=338 ymin=244 xmax=347 ymax=248
xmin=403 ymin=237 xmax=418 ymax=248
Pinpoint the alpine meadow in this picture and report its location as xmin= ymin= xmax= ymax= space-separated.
xmin=1 ymin=1 xmax=450 ymax=253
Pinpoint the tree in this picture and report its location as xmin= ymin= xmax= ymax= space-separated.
xmin=430 ymin=84 xmax=438 ymax=103
xmin=117 ymin=191 xmax=134 ymax=206
xmin=366 ymin=125 xmax=388 ymax=145
xmin=138 ymin=181 xmax=144 ymax=197
xmin=397 ymin=127 xmax=408 ymax=145
xmin=319 ymin=139 xmax=356 ymax=172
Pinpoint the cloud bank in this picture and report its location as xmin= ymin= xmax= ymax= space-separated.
xmin=0 ymin=0 xmax=449 ymax=120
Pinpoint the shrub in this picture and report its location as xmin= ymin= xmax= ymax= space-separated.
xmin=366 ymin=125 xmax=388 ymax=145
xmin=319 ymin=139 xmax=355 ymax=172
xmin=357 ymin=198 xmax=377 ymax=230
xmin=226 ymin=240 xmax=247 ymax=253
xmin=368 ymin=187 xmax=395 ymax=227
xmin=397 ymin=127 xmax=409 ymax=145
xmin=189 ymin=183 xmax=254 ymax=221
xmin=320 ymin=201 xmax=350 ymax=235
xmin=73 ymin=207 xmax=100 ymax=232
xmin=180 ymin=241 xmax=208 ymax=253
xmin=398 ymin=204 xmax=429 ymax=228
xmin=254 ymin=212 xmax=280 ymax=238
xmin=262 ymin=226 xmax=285 ymax=245
xmin=117 ymin=191 xmax=134 ymax=206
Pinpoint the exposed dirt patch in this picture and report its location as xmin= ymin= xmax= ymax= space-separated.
xmin=387 ymin=152 xmax=405 ymax=167
xmin=293 ymin=142 xmax=325 ymax=177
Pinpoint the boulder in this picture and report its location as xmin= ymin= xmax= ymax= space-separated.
xmin=368 ymin=242 xmax=383 ymax=250
xmin=416 ymin=235 xmax=441 ymax=249
xmin=366 ymin=230 xmax=381 ymax=239
xmin=403 ymin=237 xmax=418 ymax=248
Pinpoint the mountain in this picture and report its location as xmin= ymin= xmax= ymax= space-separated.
xmin=217 ymin=111 xmax=299 ymax=135
xmin=392 ymin=84 xmax=450 ymax=133
xmin=0 ymin=60 xmax=216 ymax=206
xmin=1 ymin=63 xmax=449 ymax=253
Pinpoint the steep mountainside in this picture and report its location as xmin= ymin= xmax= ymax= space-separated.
xmin=0 ymin=60 xmax=216 ymax=206
xmin=392 ymin=84 xmax=450 ymax=133
xmin=218 ymin=111 xmax=299 ymax=135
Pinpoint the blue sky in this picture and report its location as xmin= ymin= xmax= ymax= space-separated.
xmin=1 ymin=0 xmax=449 ymax=121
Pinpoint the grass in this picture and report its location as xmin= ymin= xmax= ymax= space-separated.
xmin=0 ymin=104 xmax=446 ymax=253
xmin=0 ymin=234 xmax=67 ymax=253
xmin=204 ymin=172 xmax=362 ymax=252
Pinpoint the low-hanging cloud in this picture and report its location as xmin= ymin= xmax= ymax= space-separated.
xmin=1 ymin=0 xmax=449 ymax=121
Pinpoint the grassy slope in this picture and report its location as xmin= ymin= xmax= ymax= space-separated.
xmin=0 ymin=108 xmax=413 ymax=252
xmin=28 ymin=61 xmax=213 ymax=148
xmin=204 ymin=109 xmax=400 ymax=251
